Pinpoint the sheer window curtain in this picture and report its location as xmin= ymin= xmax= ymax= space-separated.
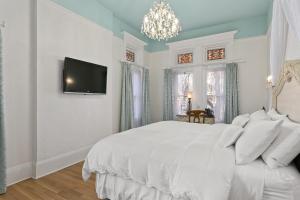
xmin=132 ymin=66 xmax=151 ymax=127
xmin=0 ymin=29 xmax=6 ymax=194
xmin=132 ymin=66 xmax=143 ymax=128
xmin=173 ymin=71 xmax=193 ymax=116
xmin=224 ymin=63 xmax=239 ymax=124
xmin=270 ymin=0 xmax=300 ymax=84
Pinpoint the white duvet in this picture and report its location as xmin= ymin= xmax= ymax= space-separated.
xmin=83 ymin=121 xmax=239 ymax=200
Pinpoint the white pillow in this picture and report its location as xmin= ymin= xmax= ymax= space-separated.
xmin=267 ymin=108 xmax=287 ymax=120
xmin=262 ymin=120 xmax=300 ymax=168
xmin=235 ymin=120 xmax=283 ymax=165
xmin=249 ymin=110 xmax=271 ymax=121
xmin=232 ymin=114 xmax=250 ymax=127
xmin=271 ymin=129 xmax=300 ymax=167
xmin=218 ymin=125 xmax=244 ymax=148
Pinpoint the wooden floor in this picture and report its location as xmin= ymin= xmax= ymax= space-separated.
xmin=0 ymin=162 xmax=101 ymax=200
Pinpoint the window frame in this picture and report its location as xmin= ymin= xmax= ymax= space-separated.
xmin=131 ymin=66 xmax=143 ymax=128
xmin=174 ymin=71 xmax=193 ymax=116
xmin=206 ymin=66 xmax=226 ymax=123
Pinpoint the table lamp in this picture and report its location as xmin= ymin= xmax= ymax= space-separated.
xmin=187 ymin=92 xmax=192 ymax=112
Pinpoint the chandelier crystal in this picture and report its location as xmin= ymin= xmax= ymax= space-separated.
xmin=141 ymin=0 xmax=182 ymax=41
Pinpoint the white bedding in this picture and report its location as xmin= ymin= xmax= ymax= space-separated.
xmin=82 ymin=121 xmax=300 ymax=200
xmin=230 ymin=159 xmax=300 ymax=200
xmin=263 ymin=163 xmax=300 ymax=200
xmin=94 ymin=160 xmax=300 ymax=200
xmin=83 ymin=121 xmax=239 ymax=200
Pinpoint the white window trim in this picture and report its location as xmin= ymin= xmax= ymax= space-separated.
xmin=123 ymin=32 xmax=147 ymax=66
xmin=166 ymin=31 xmax=237 ymax=67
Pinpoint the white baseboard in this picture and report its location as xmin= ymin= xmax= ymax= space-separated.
xmin=6 ymin=145 xmax=92 ymax=185
xmin=34 ymin=145 xmax=92 ymax=179
xmin=7 ymin=162 xmax=33 ymax=186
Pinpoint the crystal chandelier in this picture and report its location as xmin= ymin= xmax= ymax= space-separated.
xmin=141 ymin=0 xmax=182 ymax=41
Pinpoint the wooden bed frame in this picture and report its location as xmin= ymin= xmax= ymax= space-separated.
xmin=272 ymin=59 xmax=300 ymax=170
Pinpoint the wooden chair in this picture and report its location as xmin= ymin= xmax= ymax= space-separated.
xmin=187 ymin=110 xmax=207 ymax=123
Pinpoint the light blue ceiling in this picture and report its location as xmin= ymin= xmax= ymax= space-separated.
xmin=97 ymin=0 xmax=273 ymax=32
xmin=51 ymin=0 xmax=273 ymax=52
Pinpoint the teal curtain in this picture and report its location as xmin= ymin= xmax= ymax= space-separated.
xmin=0 ymin=29 xmax=6 ymax=194
xmin=225 ymin=63 xmax=239 ymax=124
xmin=163 ymin=69 xmax=174 ymax=120
xmin=120 ymin=62 xmax=134 ymax=131
xmin=141 ymin=68 xmax=150 ymax=125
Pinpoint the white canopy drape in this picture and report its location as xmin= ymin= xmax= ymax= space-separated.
xmin=270 ymin=0 xmax=300 ymax=84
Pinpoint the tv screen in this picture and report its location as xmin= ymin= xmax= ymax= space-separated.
xmin=63 ymin=57 xmax=107 ymax=94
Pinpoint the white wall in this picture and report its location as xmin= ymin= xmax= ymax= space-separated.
xmin=112 ymin=36 xmax=123 ymax=133
xmin=233 ymin=36 xmax=269 ymax=114
xmin=286 ymin=29 xmax=300 ymax=60
xmin=0 ymin=0 xmax=35 ymax=185
xmin=149 ymin=36 xmax=269 ymax=122
xmin=0 ymin=0 xmax=149 ymax=183
xmin=149 ymin=51 xmax=169 ymax=122
xmin=34 ymin=0 xmax=114 ymax=177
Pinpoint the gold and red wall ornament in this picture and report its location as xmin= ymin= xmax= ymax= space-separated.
xmin=126 ymin=49 xmax=135 ymax=62
xmin=207 ymin=48 xmax=225 ymax=61
xmin=177 ymin=53 xmax=193 ymax=64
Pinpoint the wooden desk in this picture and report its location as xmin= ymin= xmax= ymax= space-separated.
xmin=176 ymin=110 xmax=215 ymax=124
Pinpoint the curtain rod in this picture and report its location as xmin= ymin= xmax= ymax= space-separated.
xmin=162 ymin=59 xmax=246 ymax=69
xmin=119 ymin=60 xmax=149 ymax=69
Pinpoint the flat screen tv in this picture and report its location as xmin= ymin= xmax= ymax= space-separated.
xmin=63 ymin=57 xmax=107 ymax=94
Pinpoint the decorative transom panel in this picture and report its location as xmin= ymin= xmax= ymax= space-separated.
xmin=178 ymin=53 xmax=193 ymax=64
xmin=207 ymin=48 xmax=225 ymax=61
xmin=126 ymin=49 xmax=135 ymax=62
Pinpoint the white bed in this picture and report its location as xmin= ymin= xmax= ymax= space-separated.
xmin=83 ymin=121 xmax=300 ymax=200
xmin=83 ymin=122 xmax=236 ymax=200
xmin=82 ymin=60 xmax=300 ymax=200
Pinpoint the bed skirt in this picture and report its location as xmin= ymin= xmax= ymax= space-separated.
xmin=95 ymin=169 xmax=300 ymax=200
xmin=95 ymin=173 xmax=183 ymax=200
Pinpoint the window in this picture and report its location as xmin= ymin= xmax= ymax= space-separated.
xmin=177 ymin=53 xmax=193 ymax=64
xmin=126 ymin=49 xmax=135 ymax=62
xmin=207 ymin=48 xmax=225 ymax=61
xmin=206 ymin=69 xmax=225 ymax=122
xmin=132 ymin=67 xmax=142 ymax=127
xmin=174 ymin=72 xmax=193 ymax=115
xmin=171 ymin=66 xmax=225 ymax=121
